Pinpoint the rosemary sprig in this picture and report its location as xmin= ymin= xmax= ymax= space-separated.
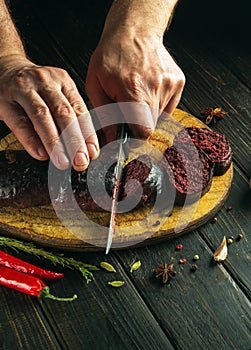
xmin=0 ymin=236 xmax=99 ymax=283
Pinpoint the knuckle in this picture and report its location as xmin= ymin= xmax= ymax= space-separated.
xmin=12 ymin=73 xmax=27 ymax=88
xmin=178 ymin=72 xmax=186 ymax=88
xmin=52 ymin=104 xmax=73 ymax=117
xmin=56 ymin=67 xmax=70 ymax=79
xmin=33 ymin=67 xmax=47 ymax=81
xmin=31 ymin=105 xmax=50 ymax=119
xmin=150 ymin=73 xmax=163 ymax=91
xmin=163 ymin=72 xmax=174 ymax=86
xmin=124 ymin=71 xmax=144 ymax=98
xmin=72 ymin=101 xmax=86 ymax=115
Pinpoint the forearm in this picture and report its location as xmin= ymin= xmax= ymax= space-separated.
xmin=0 ymin=0 xmax=25 ymax=58
xmin=102 ymin=0 xmax=178 ymax=39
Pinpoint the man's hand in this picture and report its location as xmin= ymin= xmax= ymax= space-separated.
xmin=0 ymin=55 xmax=99 ymax=171
xmin=85 ymin=0 xmax=185 ymax=143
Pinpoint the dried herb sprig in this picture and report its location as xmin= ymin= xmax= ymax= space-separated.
xmin=0 ymin=236 xmax=99 ymax=283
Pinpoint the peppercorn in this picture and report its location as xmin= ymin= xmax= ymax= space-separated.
xmin=237 ymin=233 xmax=243 ymax=241
xmin=226 ymin=205 xmax=232 ymax=212
xmin=212 ymin=217 xmax=218 ymax=223
xmin=176 ymin=244 xmax=183 ymax=251
xmin=193 ymin=254 xmax=200 ymax=261
xmin=191 ymin=264 xmax=198 ymax=272
xmin=227 ymin=238 xmax=233 ymax=245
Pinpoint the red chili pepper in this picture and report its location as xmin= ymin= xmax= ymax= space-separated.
xmin=0 ymin=250 xmax=64 ymax=280
xmin=0 ymin=267 xmax=77 ymax=301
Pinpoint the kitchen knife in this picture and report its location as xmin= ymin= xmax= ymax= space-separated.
xmin=105 ymin=124 xmax=128 ymax=254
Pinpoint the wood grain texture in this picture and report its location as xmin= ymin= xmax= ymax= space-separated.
xmin=0 ymin=109 xmax=233 ymax=251
xmin=0 ymin=288 xmax=61 ymax=350
xmin=1 ymin=2 xmax=250 ymax=350
xmin=35 ymin=262 xmax=175 ymax=350
xmin=198 ymin=165 xmax=251 ymax=298
xmin=115 ymin=231 xmax=251 ymax=350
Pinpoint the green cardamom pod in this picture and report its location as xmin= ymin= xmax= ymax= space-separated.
xmin=100 ymin=261 xmax=116 ymax=272
xmin=130 ymin=260 xmax=141 ymax=273
xmin=108 ymin=281 xmax=125 ymax=287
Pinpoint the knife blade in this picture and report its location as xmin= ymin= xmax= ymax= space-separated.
xmin=105 ymin=124 xmax=128 ymax=254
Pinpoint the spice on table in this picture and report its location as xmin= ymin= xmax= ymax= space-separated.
xmin=212 ymin=217 xmax=218 ymax=223
xmin=130 ymin=260 xmax=141 ymax=273
xmin=191 ymin=264 xmax=198 ymax=272
xmin=100 ymin=261 xmax=116 ymax=272
xmin=200 ymin=107 xmax=228 ymax=125
xmin=213 ymin=236 xmax=228 ymax=262
xmin=179 ymin=258 xmax=187 ymax=265
xmin=107 ymin=281 xmax=125 ymax=288
xmin=227 ymin=238 xmax=233 ymax=245
xmin=0 ymin=250 xmax=64 ymax=280
xmin=237 ymin=233 xmax=243 ymax=241
xmin=0 ymin=267 xmax=77 ymax=301
xmin=176 ymin=244 xmax=183 ymax=251
xmin=153 ymin=263 xmax=176 ymax=284
xmin=193 ymin=254 xmax=200 ymax=261
xmin=226 ymin=205 xmax=232 ymax=212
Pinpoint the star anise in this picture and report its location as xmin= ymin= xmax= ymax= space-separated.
xmin=200 ymin=107 xmax=228 ymax=125
xmin=153 ymin=262 xmax=176 ymax=284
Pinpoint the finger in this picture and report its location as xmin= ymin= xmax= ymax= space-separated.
xmin=77 ymin=112 xmax=99 ymax=160
xmin=162 ymin=73 xmax=185 ymax=116
xmin=39 ymin=88 xmax=91 ymax=171
xmin=14 ymin=90 xmax=70 ymax=170
xmin=1 ymin=103 xmax=48 ymax=160
xmin=85 ymin=77 xmax=118 ymax=144
xmin=163 ymin=90 xmax=183 ymax=116
xmin=62 ymin=83 xmax=99 ymax=160
xmin=118 ymin=102 xmax=155 ymax=140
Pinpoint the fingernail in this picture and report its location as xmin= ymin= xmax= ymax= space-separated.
xmin=58 ymin=152 xmax=70 ymax=166
xmin=87 ymin=143 xmax=99 ymax=160
xmin=74 ymin=152 xmax=89 ymax=167
xmin=37 ymin=147 xmax=48 ymax=159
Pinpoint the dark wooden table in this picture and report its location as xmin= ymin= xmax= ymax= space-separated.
xmin=1 ymin=1 xmax=250 ymax=349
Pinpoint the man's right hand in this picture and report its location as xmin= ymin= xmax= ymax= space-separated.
xmin=0 ymin=55 xmax=99 ymax=171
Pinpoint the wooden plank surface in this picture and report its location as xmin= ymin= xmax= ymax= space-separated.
xmin=1 ymin=1 xmax=250 ymax=350
xmin=116 ymin=232 xmax=251 ymax=349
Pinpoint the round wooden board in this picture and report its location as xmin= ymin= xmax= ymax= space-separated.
xmin=0 ymin=109 xmax=233 ymax=251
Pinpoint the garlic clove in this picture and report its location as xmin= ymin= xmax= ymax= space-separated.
xmin=213 ymin=236 xmax=228 ymax=262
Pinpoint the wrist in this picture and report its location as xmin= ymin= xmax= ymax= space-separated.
xmin=101 ymin=0 xmax=177 ymax=41
xmin=0 ymin=54 xmax=34 ymax=77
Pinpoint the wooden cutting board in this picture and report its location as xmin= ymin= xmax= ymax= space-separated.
xmin=0 ymin=109 xmax=233 ymax=251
